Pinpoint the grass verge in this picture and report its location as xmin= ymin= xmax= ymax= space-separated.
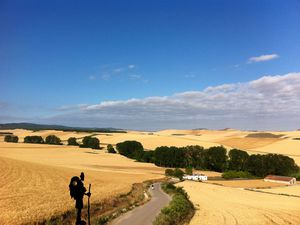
xmin=153 ymin=182 xmax=195 ymax=225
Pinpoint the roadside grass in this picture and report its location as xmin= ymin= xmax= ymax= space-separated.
xmin=153 ymin=182 xmax=195 ymax=225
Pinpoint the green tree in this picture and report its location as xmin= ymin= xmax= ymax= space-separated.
xmin=45 ymin=135 xmax=62 ymax=145
xmin=81 ymin=136 xmax=100 ymax=149
xmin=184 ymin=145 xmax=205 ymax=168
xmin=116 ymin=140 xmax=144 ymax=159
xmin=185 ymin=167 xmax=193 ymax=175
xmin=204 ymin=146 xmax=227 ymax=172
xmin=107 ymin=144 xmax=116 ymax=153
xmin=67 ymin=137 xmax=79 ymax=146
xmin=173 ymin=168 xmax=184 ymax=180
xmin=165 ymin=168 xmax=174 ymax=177
xmin=228 ymin=149 xmax=249 ymax=171
xmin=24 ymin=136 xmax=44 ymax=144
xmin=154 ymin=146 xmax=185 ymax=168
xmin=4 ymin=135 xmax=19 ymax=143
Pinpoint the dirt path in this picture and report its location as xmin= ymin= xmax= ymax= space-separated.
xmin=111 ymin=183 xmax=171 ymax=225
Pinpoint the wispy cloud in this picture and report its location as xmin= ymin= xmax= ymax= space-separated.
xmin=88 ymin=75 xmax=96 ymax=80
xmin=51 ymin=72 xmax=300 ymax=130
xmin=128 ymin=64 xmax=135 ymax=69
xmin=184 ymin=73 xmax=196 ymax=78
xmin=99 ymin=64 xmax=137 ymax=81
xmin=248 ymin=54 xmax=279 ymax=63
xmin=128 ymin=74 xmax=141 ymax=80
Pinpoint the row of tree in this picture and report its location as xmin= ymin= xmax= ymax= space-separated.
xmin=4 ymin=135 xmax=19 ymax=143
xmin=5 ymin=134 xmax=100 ymax=149
xmin=115 ymin=141 xmax=299 ymax=177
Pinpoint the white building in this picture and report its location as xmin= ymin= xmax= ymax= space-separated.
xmin=183 ymin=174 xmax=208 ymax=181
xmin=264 ymin=175 xmax=296 ymax=185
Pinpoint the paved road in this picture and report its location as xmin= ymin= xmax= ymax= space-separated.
xmin=111 ymin=183 xmax=171 ymax=225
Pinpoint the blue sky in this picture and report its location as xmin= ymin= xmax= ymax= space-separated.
xmin=1 ymin=0 xmax=300 ymax=130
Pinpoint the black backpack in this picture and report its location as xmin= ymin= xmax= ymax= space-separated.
xmin=69 ymin=176 xmax=85 ymax=199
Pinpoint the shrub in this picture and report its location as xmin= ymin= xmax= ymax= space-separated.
xmin=154 ymin=183 xmax=194 ymax=225
xmin=222 ymin=170 xmax=254 ymax=179
xmin=185 ymin=167 xmax=193 ymax=175
xmin=45 ymin=135 xmax=62 ymax=145
xmin=173 ymin=168 xmax=184 ymax=180
xmin=67 ymin=137 xmax=79 ymax=146
xmin=81 ymin=136 xmax=100 ymax=149
xmin=107 ymin=144 xmax=116 ymax=153
xmin=164 ymin=168 xmax=184 ymax=180
xmin=97 ymin=216 xmax=109 ymax=225
xmin=165 ymin=169 xmax=174 ymax=177
xmin=289 ymin=170 xmax=300 ymax=181
xmin=24 ymin=136 xmax=44 ymax=144
xmin=4 ymin=135 xmax=18 ymax=143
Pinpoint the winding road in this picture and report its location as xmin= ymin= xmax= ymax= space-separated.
xmin=111 ymin=183 xmax=171 ymax=225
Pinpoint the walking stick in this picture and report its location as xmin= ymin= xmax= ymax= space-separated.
xmin=88 ymin=184 xmax=91 ymax=225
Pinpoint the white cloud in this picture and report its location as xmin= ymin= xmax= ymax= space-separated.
xmin=128 ymin=74 xmax=141 ymax=80
xmin=113 ymin=68 xmax=122 ymax=73
xmin=248 ymin=54 xmax=279 ymax=63
xmin=128 ymin=64 xmax=135 ymax=69
xmin=50 ymin=72 xmax=300 ymax=130
xmin=88 ymin=75 xmax=96 ymax=80
xmin=184 ymin=73 xmax=196 ymax=78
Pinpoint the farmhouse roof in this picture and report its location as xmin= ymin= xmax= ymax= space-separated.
xmin=264 ymin=175 xmax=295 ymax=182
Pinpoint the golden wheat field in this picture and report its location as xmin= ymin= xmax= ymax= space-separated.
xmin=205 ymin=179 xmax=287 ymax=188
xmin=253 ymin=185 xmax=300 ymax=196
xmin=178 ymin=181 xmax=300 ymax=225
xmin=2 ymin=129 xmax=300 ymax=164
xmin=1 ymin=128 xmax=300 ymax=224
xmin=0 ymin=141 xmax=164 ymax=225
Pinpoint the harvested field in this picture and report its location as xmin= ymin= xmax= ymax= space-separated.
xmin=206 ymin=179 xmax=286 ymax=188
xmin=178 ymin=181 xmax=300 ymax=225
xmin=0 ymin=142 xmax=164 ymax=225
xmin=245 ymin=133 xmax=285 ymax=138
xmin=253 ymin=185 xmax=300 ymax=197
xmin=217 ymin=137 xmax=283 ymax=150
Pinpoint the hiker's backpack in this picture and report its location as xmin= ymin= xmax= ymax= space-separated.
xmin=69 ymin=176 xmax=85 ymax=200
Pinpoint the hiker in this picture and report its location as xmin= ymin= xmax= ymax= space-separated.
xmin=69 ymin=172 xmax=91 ymax=225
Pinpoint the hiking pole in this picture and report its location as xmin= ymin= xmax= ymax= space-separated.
xmin=88 ymin=184 xmax=91 ymax=225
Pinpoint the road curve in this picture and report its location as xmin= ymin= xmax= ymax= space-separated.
xmin=111 ymin=183 xmax=171 ymax=225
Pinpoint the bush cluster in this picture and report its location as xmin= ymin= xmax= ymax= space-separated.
xmin=153 ymin=183 xmax=194 ymax=225
xmin=4 ymin=135 xmax=19 ymax=143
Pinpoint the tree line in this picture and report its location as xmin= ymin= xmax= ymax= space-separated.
xmin=4 ymin=134 xmax=100 ymax=149
xmin=116 ymin=141 xmax=299 ymax=177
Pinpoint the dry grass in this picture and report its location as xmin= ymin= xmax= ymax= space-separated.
xmin=253 ymin=185 xmax=300 ymax=196
xmin=1 ymin=128 xmax=300 ymax=224
xmin=0 ymin=142 xmax=164 ymax=225
xmin=178 ymin=181 xmax=300 ymax=225
xmin=205 ymin=179 xmax=286 ymax=188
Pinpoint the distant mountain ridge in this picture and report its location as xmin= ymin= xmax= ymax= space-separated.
xmin=0 ymin=123 xmax=126 ymax=133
